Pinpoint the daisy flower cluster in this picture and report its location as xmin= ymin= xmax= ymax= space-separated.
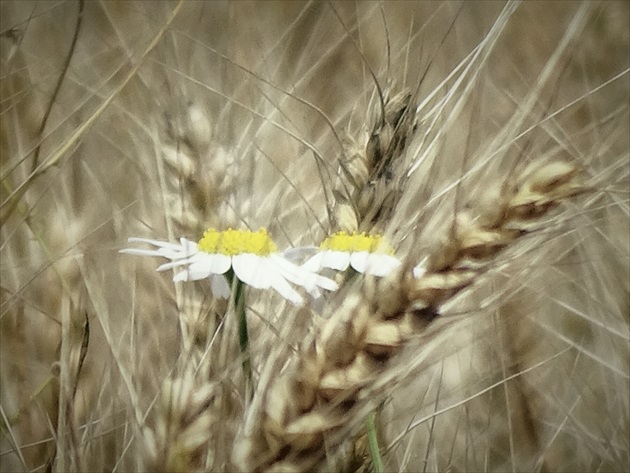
xmin=121 ymin=228 xmax=426 ymax=306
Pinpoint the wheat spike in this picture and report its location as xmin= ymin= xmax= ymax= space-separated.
xmin=234 ymin=161 xmax=587 ymax=472
xmin=141 ymin=369 xmax=221 ymax=472
xmin=333 ymin=90 xmax=417 ymax=234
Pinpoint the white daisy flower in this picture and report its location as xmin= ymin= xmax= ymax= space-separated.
xmin=302 ymin=231 xmax=402 ymax=277
xmin=121 ymin=228 xmax=338 ymax=305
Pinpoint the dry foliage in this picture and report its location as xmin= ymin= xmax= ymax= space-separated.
xmin=1 ymin=2 xmax=628 ymax=473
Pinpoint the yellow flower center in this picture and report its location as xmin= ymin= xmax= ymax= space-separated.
xmin=197 ymin=228 xmax=277 ymax=256
xmin=319 ymin=231 xmax=394 ymax=254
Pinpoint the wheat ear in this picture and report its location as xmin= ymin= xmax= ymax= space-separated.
xmin=140 ymin=368 xmax=222 ymax=472
xmin=157 ymin=102 xmax=239 ymax=350
xmin=333 ymin=90 xmax=417 ymax=233
xmin=233 ymin=159 xmax=587 ymax=472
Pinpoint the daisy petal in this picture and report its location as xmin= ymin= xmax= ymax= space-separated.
xmin=267 ymin=266 xmax=304 ymax=305
xmin=232 ymin=254 xmax=271 ymax=289
xmin=303 ymin=250 xmax=351 ymax=272
xmin=200 ymin=253 xmax=231 ymax=274
xmin=413 ymin=257 xmax=429 ymax=279
xmin=169 ymin=254 xmax=218 ymax=281
xmin=271 ymin=254 xmax=338 ymax=294
xmin=157 ymin=255 xmax=199 ymax=271
xmin=123 ymin=237 xmax=195 ymax=260
xmin=173 ymin=264 xmax=211 ymax=281
xmin=301 ymin=252 xmax=324 ymax=271
xmin=178 ymin=238 xmax=198 ymax=255
xmin=349 ymin=252 xmax=369 ymax=273
xmin=160 ymin=253 xmax=230 ymax=274
xmin=320 ymin=250 xmax=352 ymax=271
xmin=119 ymin=248 xmax=165 ymax=257
xmin=351 ymin=252 xmax=401 ymax=276
xmin=413 ymin=265 xmax=426 ymax=279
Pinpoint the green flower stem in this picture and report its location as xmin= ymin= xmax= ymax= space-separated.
xmin=227 ymin=271 xmax=253 ymax=398
xmin=346 ymin=268 xmax=384 ymax=472
xmin=366 ymin=411 xmax=384 ymax=473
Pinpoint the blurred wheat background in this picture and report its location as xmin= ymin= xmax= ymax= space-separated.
xmin=1 ymin=1 xmax=628 ymax=472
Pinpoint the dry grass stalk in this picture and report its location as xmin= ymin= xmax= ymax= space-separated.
xmin=234 ymin=160 xmax=587 ymax=472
